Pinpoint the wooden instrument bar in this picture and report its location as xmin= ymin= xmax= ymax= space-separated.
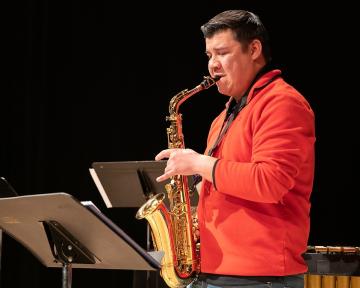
xmin=304 ymin=246 xmax=360 ymax=288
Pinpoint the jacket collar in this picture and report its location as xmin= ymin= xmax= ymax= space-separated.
xmin=247 ymin=69 xmax=282 ymax=103
xmin=225 ymin=68 xmax=282 ymax=109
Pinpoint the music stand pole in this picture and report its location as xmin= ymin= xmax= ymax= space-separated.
xmin=62 ymin=264 xmax=72 ymax=288
xmin=0 ymin=229 xmax=2 ymax=288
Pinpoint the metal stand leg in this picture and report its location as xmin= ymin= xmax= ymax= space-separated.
xmin=62 ymin=263 xmax=72 ymax=288
xmin=0 ymin=230 xmax=2 ymax=288
xmin=146 ymin=224 xmax=151 ymax=288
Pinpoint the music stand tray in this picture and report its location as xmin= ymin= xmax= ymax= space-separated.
xmin=0 ymin=193 xmax=162 ymax=287
xmin=89 ymin=160 xmax=198 ymax=208
xmin=89 ymin=160 xmax=167 ymax=208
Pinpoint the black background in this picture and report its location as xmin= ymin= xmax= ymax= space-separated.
xmin=1 ymin=1 xmax=355 ymax=287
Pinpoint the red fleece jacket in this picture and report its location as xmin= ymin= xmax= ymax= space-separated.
xmin=198 ymin=69 xmax=315 ymax=276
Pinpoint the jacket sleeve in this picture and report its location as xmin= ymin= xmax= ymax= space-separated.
xmin=213 ymin=93 xmax=315 ymax=203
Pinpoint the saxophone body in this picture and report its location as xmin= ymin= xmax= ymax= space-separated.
xmin=136 ymin=76 xmax=219 ymax=288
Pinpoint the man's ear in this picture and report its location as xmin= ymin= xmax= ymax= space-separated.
xmin=250 ymin=39 xmax=262 ymax=60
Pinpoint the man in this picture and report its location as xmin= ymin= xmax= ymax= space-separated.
xmin=156 ymin=10 xmax=315 ymax=288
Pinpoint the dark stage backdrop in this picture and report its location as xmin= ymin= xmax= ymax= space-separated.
xmin=1 ymin=1 xmax=355 ymax=288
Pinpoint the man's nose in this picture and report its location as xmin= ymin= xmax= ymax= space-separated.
xmin=208 ymin=57 xmax=221 ymax=71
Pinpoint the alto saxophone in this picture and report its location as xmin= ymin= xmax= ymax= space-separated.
xmin=136 ymin=76 xmax=220 ymax=288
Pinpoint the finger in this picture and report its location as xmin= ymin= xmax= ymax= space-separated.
xmin=156 ymin=166 xmax=176 ymax=182
xmin=155 ymin=149 xmax=172 ymax=161
xmin=156 ymin=173 xmax=170 ymax=182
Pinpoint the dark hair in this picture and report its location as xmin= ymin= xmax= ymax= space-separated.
xmin=201 ymin=10 xmax=271 ymax=62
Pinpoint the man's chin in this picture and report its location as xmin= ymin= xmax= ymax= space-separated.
xmin=217 ymin=86 xmax=228 ymax=96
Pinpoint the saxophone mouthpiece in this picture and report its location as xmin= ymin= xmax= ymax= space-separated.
xmin=201 ymin=75 xmax=221 ymax=89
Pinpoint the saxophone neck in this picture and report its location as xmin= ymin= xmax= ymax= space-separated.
xmin=168 ymin=87 xmax=200 ymax=115
xmin=168 ymin=76 xmax=220 ymax=115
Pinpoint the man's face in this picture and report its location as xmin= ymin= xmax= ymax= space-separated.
xmin=205 ymin=29 xmax=257 ymax=100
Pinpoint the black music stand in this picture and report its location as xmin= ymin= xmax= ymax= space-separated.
xmin=89 ymin=160 xmax=198 ymax=209
xmin=89 ymin=160 xmax=168 ymax=208
xmin=89 ymin=160 xmax=199 ymax=288
xmin=89 ymin=160 xmax=198 ymax=262
xmin=0 ymin=193 xmax=162 ymax=288
xmin=90 ymin=160 xmax=170 ymax=288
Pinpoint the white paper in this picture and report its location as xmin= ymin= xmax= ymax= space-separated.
xmin=89 ymin=168 xmax=113 ymax=208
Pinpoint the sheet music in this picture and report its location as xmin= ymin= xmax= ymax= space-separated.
xmin=81 ymin=200 xmax=101 ymax=213
xmin=89 ymin=168 xmax=112 ymax=208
